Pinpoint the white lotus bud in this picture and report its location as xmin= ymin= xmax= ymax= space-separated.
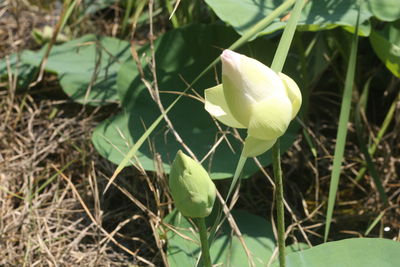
xmin=205 ymin=50 xmax=302 ymax=157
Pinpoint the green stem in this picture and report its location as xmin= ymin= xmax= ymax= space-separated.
xmin=121 ymin=0 xmax=134 ymax=36
xmin=197 ymin=218 xmax=212 ymax=267
xmin=269 ymin=1 xmax=306 ymax=266
xmin=165 ymin=0 xmax=180 ymax=28
xmin=272 ymin=140 xmax=286 ymax=267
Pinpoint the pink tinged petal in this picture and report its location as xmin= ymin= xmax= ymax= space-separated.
xmin=221 ymin=50 xmax=286 ymax=100
xmin=279 ymin=72 xmax=302 ymax=119
xmin=204 ymin=84 xmax=246 ymax=128
xmin=247 ymin=95 xmax=292 ymax=140
xmin=243 ymin=135 xmax=277 ymax=157
xmin=220 ymin=50 xmax=241 ymax=74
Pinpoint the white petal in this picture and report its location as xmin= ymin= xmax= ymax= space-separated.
xmin=204 ymin=84 xmax=245 ymax=128
xmin=278 ymin=72 xmax=302 ymax=119
xmin=243 ymin=135 xmax=277 ymax=157
xmin=248 ymin=95 xmax=292 ymax=140
xmin=221 ymin=50 xmax=286 ymax=126
xmin=221 ymin=73 xmax=253 ymax=125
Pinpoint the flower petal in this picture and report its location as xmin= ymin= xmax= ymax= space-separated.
xmin=204 ymin=84 xmax=246 ymax=128
xmin=221 ymin=50 xmax=286 ymax=126
xmin=279 ymin=72 xmax=302 ymax=119
xmin=248 ymin=95 xmax=292 ymax=140
xmin=243 ymin=135 xmax=276 ymax=157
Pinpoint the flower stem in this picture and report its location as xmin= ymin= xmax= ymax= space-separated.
xmin=272 ymin=140 xmax=285 ymax=267
xmin=268 ymin=1 xmax=306 ymax=266
xmin=196 ymin=218 xmax=212 ymax=267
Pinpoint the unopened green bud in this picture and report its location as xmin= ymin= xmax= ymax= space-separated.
xmin=169 ymin=150 xmax=216 ymax=218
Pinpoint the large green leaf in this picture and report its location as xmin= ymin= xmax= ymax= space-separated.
xmin=0 ymin=34 xmax=131 ymax=105
xmin=205 ymin=0 xmax=374 ymax=37
xmin=205 ymin=0 xmax=400 ymax=38
xmin=83 ymin=0 xmax=118 ymax=14
xmin=285 ymin=238 xmax=400 ymax=267
xmin=366 ymin=0 xmax=400 ymax=22
xmin=0 ymin=51 xmax=38 ymax=89
xmin=370 ymin=20 xmax=400 ymax=78
xmin=164 ymin=209 xmax=276 ymax=267
xmin=93 ymin=24 xmax=307 ymax=179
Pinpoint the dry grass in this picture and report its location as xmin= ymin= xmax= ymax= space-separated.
xmin=0 ymin=80 xmax=171 ymax=266
xmin=0 ymin=92 xmax=134 ymax=266
xmin=0 ymin=1 xmax=168 ymax=266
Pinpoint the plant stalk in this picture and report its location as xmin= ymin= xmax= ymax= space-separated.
xmin=272 ymin=140 xmax=286 ymax=267
xmin=269 ymin=1 xmax=306 ymax=266
xmin=165 ymin=0 xmax=180 ymax=28
xmin=197 ymin=218 xmax=212 ymax=267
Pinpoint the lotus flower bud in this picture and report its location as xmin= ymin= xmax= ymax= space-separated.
xmin=205 ymin=50 xmax=302 ymax=157
xmin=169 ymin=150 xmax=216 ymax=218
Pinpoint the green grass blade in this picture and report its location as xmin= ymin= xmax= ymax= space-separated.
xmin=355 ymin=91 xmax=400 ymax=181
xmin=303 ymin=128 xmax=317 ymax=157
xmin=165 ymin=0 xmax=180 ymax=28
xmin=369 ymin=92 xmax=399 ymax=154
xmin=271 ymin=0 xmax=306 ymax=72
xmin=324 ymin=4 xmax=361 ymax=242
xmin=355 ymin=79 xmax=389 ymax=205
xmin=364 ymin=210 xmax=385 ymax=236
xmin=60 ymin=0 xmax=78 ymax=31
xmin=105 ymin=0 xmax=297 ymax=193
xmin=225 ymin=155 xmax=247 ymax=201
xmin=0 ymin=186 xmax=25 ymax=200
xmin=121 ymin=0 xmax=134 ymax=36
